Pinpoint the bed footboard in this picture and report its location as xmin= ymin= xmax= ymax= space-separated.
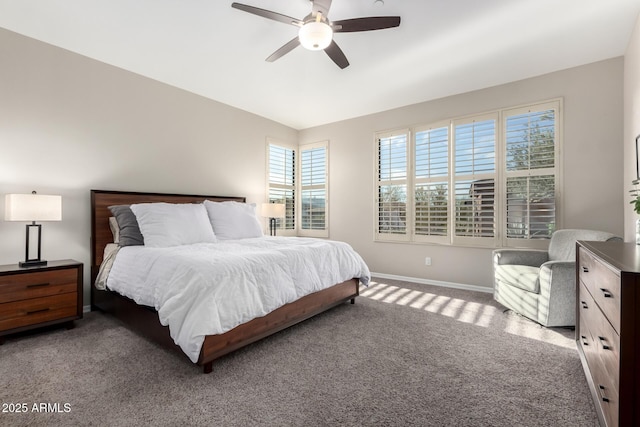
xmin=198 ymin=278 xmax=359 ymax=373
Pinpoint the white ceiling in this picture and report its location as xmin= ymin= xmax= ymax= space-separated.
xmin=1 ymin=0 xmax=639 ymax=130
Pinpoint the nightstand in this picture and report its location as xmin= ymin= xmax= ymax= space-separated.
xmin=0 ymin=259 xmax=83 ymax=344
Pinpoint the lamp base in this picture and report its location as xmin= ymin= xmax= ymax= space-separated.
xmin=19 ymin=259 xmax=47 ymax=268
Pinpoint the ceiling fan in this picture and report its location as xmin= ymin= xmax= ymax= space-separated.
xmin=231 ymin=0 xmax=401 ymax=69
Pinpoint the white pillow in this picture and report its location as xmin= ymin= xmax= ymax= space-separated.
xmin=129 ymin=202 xmax=216 ymax=247
xmin=203 ymin=200 xmax=264 ymax=240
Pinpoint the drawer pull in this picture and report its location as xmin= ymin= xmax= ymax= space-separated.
xmin=26 ymin=308 xmax=50 ymax=315
xmin=598 ymin=336 xmax=611 ymax=350
xmin=598 ymin=385 xmax=610 ymax=403
xmin=600 ymin=288 xmax=613 ymax=298
xmin=580 ymin=335 xmax=589 ymax=346
xmin=26 ymin=282 xmax=50 ymax=288
xmin=581 ymin=266 xmax=589 ymax=273
xmin=580 ymin=301 xmax=588 ymax=309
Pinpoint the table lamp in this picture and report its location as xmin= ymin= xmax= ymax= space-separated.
xmin=261 ymin=203 xmax=285 ymax=236
xmin=5 ymin=191 xmax=62 ymax=267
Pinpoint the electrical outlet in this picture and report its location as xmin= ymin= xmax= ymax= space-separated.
xmin=424 ymin=257 xmax=432 ymax=266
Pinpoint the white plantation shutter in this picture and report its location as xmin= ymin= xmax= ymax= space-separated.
xmin=268 ymin=142 xmax=295 ymax=232
xmin=414 ymin=124 xmax=449 ymax=243
xmin=376 ymin=130 xmax=409 ymax=240
xmin=453 ymin=115 xmax=497 ymax=245
xmin=299 ymin=142 xmax=328 ymax=237
xmin=372 ymin=99 xmax=560 ymax=248
xmin=504 ymin=103 xmax=558 ymax=240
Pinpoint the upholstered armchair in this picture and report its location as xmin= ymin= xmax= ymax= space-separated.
xmin=493 ymin=229 xmax=621 ymax=327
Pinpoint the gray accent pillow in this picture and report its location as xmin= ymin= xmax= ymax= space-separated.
xmin=108 ymin=205 xmax=144 ymax=246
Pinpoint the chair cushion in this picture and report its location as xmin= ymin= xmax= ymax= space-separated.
xmin=494 ymin=264 xmax=540 ymax=293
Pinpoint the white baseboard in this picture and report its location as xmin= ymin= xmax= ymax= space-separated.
xmin=83 ymin=305 xmax=92 ymax=313
xmin=370 ymin=272 xmax=493 ymax=294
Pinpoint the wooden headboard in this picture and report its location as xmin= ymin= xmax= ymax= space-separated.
xmin=90 ymin=190 xmax=246 ymax=283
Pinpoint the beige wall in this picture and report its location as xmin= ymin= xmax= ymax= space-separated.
xmin=300 ymin=58 xmax=625 ymax=288
xmin=624 ymin=14 xmax=640 ymax=241
xmin=0 ymin=28 xmax=298 ymax=304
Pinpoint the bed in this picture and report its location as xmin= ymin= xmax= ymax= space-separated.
xmin=90 ymin=189 xmax=367 ymax=373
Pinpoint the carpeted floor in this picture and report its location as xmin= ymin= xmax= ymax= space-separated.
xmin=0 ymin=278 xmax=598 ymax=426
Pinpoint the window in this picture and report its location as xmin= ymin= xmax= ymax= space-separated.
xmin=374 ymin=99 xmax=561 ymax=248
xmin=504 ymin=104 xmax=558 ymax=242
xmin=452 ymin=114 xmax=498 ymax=246
xmin=414 ymin=124 xmax=449 ymax=244
xmin=376 ymin=130 xmax=409 ymax=241
xmin=267 ymin=139 xmax=329 ymax=236
xmin=299 ymin=141 xmax=329 ymax=237
xmin=267 ymin=141 xmax=296 ymax=234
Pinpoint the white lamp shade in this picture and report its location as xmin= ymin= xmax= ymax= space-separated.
xmin=5 ymin=193 xmax=62 ymax=221
xmin=298 ymin=21 xmax=333 ymax=50
xmin=261 ymin=203 xmax=286 ymax=218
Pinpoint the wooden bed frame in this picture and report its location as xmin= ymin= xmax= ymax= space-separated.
xmin=90 ymin=190 xmax=359 ymax=373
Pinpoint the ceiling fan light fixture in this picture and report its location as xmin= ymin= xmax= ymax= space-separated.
xmin=298 ymin=21 xmax=333 ymax=50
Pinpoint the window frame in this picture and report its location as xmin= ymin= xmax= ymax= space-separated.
xmin=373 ymin=99 xmax=562 ymax=249
xmin=500 ymin=100 xmax=562 ymax=249
xmin=413 ymin=121 xmax=451 ymax=245
xmin=266 ymin=138 xmax=297 ymax=237
xmin=374 ymin=128 xmax=411 ymax=242
xmin=451 ymin=112 xmax=500 ymax=248
xmin=298 ymin=140 xmax=329 ymax=238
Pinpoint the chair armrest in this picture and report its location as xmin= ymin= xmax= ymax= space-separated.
xmin=492 ymin=249 xmax=548 ymax=268
xmin=539 ymin=260 xmax=576 ymax=299
xmin=538 ymin=260 xmax=577 ymax=326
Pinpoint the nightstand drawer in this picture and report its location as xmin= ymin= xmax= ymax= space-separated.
xmin=0 ymin=292 xmax=77 ymax=331
xmin=0 ymin=269 xmax=77 ymax=304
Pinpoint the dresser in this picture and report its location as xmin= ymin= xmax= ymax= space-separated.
xmin=0 ymin=259 xmax=83 ymax=344
xmin=576 ymin=241 xmax=640 ymax=427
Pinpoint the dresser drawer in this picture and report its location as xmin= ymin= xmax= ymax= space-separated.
xmin=591 ymin=365 xmax=620 ymax=427
xmin=0 ymin=269 xmax=77 ymax=304
xmin=578 ymin=283 xmax=596 ymax=362
xmin=578 ymin=246 xmax=621 ymax=332
xmin=591 ymin=310 xmax=620 ymax=393
xmin=0 ymin=292 xmax=77 ymax=331
xmin=580 ymin=282 xmax=620 ymax=388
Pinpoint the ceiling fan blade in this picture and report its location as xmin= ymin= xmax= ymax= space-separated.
xmin=333 ymin=16 xmax=401 ymax=33
xmin=266 ymin=37 xmax=300 ymax=62
xmin=312 ymin=0 xmax=333 ymax=17
xmin=324 ymin=40 xmax=349 ymax=69
xmin=231 ymin=2 xmax=303 ymax=26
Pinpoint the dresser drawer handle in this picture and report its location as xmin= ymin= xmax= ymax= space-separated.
xmin=598 ymin=385 xmax=610 ymax=403
xmin=598 ymin=336 xmax=611 ymax=350
xmin=26 ymin=308 xmax=50 ymax=315
xmin=581 ymin=266 xmax=589 ymax=273
xmin=580 ymin=301 xmax=588 ymax=309
xmin=580 ymin=335 xmax=589 ymax=346
xmin=26 ymin=282 xmax=50 ymax=288
xmin=600 ymin=288 xmax=613 ymax=298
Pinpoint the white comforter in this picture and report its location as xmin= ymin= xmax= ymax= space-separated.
xmin=105 ymin=237 xmax=370 ymax=362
